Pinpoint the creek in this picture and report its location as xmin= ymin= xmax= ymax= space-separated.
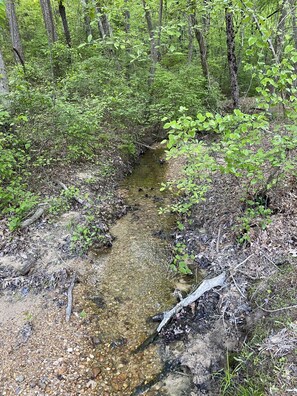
xmin=87 ymin=146 xmax=178 ymax=395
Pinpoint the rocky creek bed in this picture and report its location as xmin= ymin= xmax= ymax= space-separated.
xmin=0 ymin=142 xmax=296 ymax=395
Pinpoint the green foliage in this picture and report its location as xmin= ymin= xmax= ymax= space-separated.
xmin=171 ymin=242 xmax=193 ymax=274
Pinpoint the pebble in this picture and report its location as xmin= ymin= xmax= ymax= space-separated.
xmin=15 ymin=375 xmax=24 ymax=383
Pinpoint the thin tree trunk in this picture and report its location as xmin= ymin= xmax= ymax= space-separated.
xmin=81 ymin=0 xmax=92 ymax=38
xmin=225 ymin=7 xmax=239 ymax=108
xmin=102 ymin=13 xmax=112 ymax=37
xmin=39 ymin=0 xmax=58 ymax=44
xmin=58 ymin=1 xmax=71 ymax=47
xmin=190 ymin=13 xmax=209 ymax=83
xmin=275 ymin=0 xmax=287 ymax=61
xmin=124 ymin=0 xmax=130 ymax=34
xmin=188 ymin=15 xmax=194 ymax=63
xmin=142 ymin=0 xmax=158 ymax=84
xmin=290 ymin=0 xmax=297 ymax=50
xmin=0 ymin=50 xmax=9 ymax=96
xmin=5 ymin=0 xmax=24 ymax=64
xmin=157 ymin=0 xmax=163 ymax=60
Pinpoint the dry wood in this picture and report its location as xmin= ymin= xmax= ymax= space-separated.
xmin=57 ymin=181 xmax=85 ymax=205
xmin=157 ymin=272 xmax=226 ymax=332
xmin=66 ymin=275 xmax=76 ymax=322
xmin=20 ymin=207 xmax=45 ymax=229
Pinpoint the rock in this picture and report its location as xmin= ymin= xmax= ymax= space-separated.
xmin=15 ymin=375 xmax=24 ymax=383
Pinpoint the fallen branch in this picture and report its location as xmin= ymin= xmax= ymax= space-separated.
xmin=66 ymin=275 xmax=76 ymax=322
xmin=20 ymin=206 xmax=45 ymax=229
xmin=57 ymin=181 xmax=85 ymax=205
xmin=157 ymin=272 xmax=226 ymax=332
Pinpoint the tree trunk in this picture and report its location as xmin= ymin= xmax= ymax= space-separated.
xmin=81 ymin=0 xmax=92 ymax=39
xmin=142 ymin=0 xmax=158 ymax=85
xmin=225 ymin=7 xmax=239 ymax=108
xmin=190 ymin=13 xmax=209 ymax=83
xmin=290 ymin=0 xmax=297 ymax=50
xmin=188 ymin=15 xmax=194 ymax=63
xmin=0 ymin=50 xmax=9 ymax=100
xmin=275 ymin=0 xmax=287 ymax=61
xmin=58 ymin=1 xmax=71 ymax=47
xmin=40 ymin=0 xmax=58 ymax=44
xmin=5 ymin=0 xmax=24 ymax=64
xmin=124 ymin=0 xmax=130 ymax=34
xmin=157 ymin=0 xmax=163 ymax=60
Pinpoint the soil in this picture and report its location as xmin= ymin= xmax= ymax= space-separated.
xmin=0 ymin=136 xmax=296 ymax=395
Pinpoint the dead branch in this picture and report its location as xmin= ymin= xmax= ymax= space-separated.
xmin=57 ymin=181 xmax=85 ymax=205
xmin=20 ymin=206 xmax=45 ymax=229
xmin=66 ymin=275 xmax=76 ymax=322
xmin=157 ymin=272 xmax=226 ymax=332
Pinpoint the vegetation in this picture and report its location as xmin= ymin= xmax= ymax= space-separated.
xmin=0 ymin=0 xmax=297 ymax=392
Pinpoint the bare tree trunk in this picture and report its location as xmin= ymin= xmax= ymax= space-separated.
xmin=190 ymin=13 xmax=209 ymax=83
xmin=157 ymin=0 xmax=163 ymax=60
xmin=275 ymin=0 xmax=288 ymax=61
xmin=81 ymin=0 xmax=92 ymax=38
xmin=225 ymin=6 xmax=239 ymax=108
xmin=188 ymin=15 xmax=194 ymax=63
xmin=142 ymin=0 xmax=158 ymax=84
xmin=290 ymin=0 xmax=297 ymax=50
xmin=0 ymin=50 xmax=9 ymax=108
xmin=39 ymin=0 xmax=58 ymax=44
xmin=5 ymin=0 xmax=24 ymax=64
xmin=124 ymin=0 xmax=130 ymax=33
xmin=58 ymin=0 xmax=71 ymax=47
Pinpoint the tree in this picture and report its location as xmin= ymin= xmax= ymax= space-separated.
xmin=0 ymin=49 xmax=8 ymax=94
xmin=142 ymin=0 xmax=158 ymax=84
xmin=5 ymin=0 xmax=24 ymax=64
xmin=58 ymin=0 xmax=71 ymax=47
xmin=39 ymin=0 xmax=57 ymax=44
xmin=225 ymin=3 xmax=239 ymax=108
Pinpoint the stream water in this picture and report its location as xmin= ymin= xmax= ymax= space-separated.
xmin=88 ymin=147 xmax=177 ymax=395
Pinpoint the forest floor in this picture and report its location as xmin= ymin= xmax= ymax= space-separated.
xmin=0 ymin=131 xmax=296 ymax=395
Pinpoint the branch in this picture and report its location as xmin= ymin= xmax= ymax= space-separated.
xmin=157 ymin=272 xmax=226 ymax=332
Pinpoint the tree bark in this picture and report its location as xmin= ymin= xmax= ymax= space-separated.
xmin=157 ymin=0 xmax=163 ymax=60
xmin=40 ymin=0 xmax=58 ymax=44
xmin=142 ymin=0 xmax=158 ymax=63
xmin=124 ymin=0 xmax=130 ymax=34
xmin=188 ymin=15 xmax=194 ymax=63
xmin=190 ymin=12 xmax=209 ymax=83
xmin=290 ymin=0 xmax=297 ymax=50
xmin=5 ymin=0 xmax=24 ymax=64
xmin=58 ymin=1 xmax=71 ymax=47
xmin=0 ymin=50 xmax=9 ymax=96
xmin=275 ymin=0 xmax=287 ymax=61
xmin=81 ymin=0 xmax=92 ymax=39
xmin=142 ymin=0 xmax=158 ymax=85
xmin=225 ymin=6 xmax=240 ymax=108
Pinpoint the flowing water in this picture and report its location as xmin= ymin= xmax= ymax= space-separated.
xmin=88 ymin=147 xmax=177 ymax=395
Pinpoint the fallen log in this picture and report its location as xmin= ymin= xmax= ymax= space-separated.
xmin=157 ymin=272 xmax=226 ymax=333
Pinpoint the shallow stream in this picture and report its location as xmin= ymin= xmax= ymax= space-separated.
xmin=88 ymin=147 xmax=177 ymax=395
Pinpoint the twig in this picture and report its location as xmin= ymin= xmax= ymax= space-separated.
xmin=157 ymin=272 xmax=226 ymax=332
xmin=230 ymin=274 xmax=246 ymax=298
xmin=216 ymin=224 xmax=222 ymax=253
xmin=135 ymin=141 xmax=157 ymax=150
xmin=233 ymin=254 xmax=254 ymax=272
xmin=66 ymin=275 xmax=76 ymax=322
xmin=256 ymin=303 xmax=297 ymax=313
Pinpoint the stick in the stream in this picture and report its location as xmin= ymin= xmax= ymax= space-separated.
xmin=66 ymin=275 xmax=76 ymax=322
xmin=157 ymin=272 xmax=226 ymax=333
